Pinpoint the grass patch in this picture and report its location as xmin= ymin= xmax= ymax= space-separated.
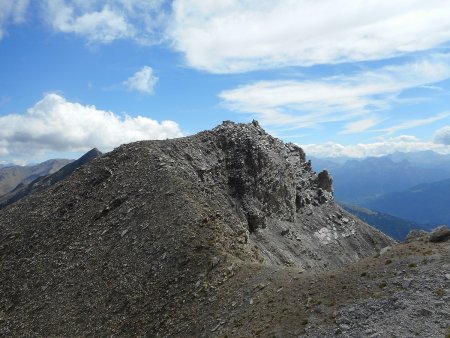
xmin=436 ymin=288 xmax=446 ymax=298
xmin=378 ymin=282 xmax=387 ymax=289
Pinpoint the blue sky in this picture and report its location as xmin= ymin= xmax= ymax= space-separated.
xmin=1 ymin=0 xmax=450 ymax=163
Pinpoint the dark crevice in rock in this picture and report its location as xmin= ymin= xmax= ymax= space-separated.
xmin=247 ymin=212 xmax=266 ymax=233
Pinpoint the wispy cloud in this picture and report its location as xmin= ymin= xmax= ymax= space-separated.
xmin=42 ymin=0 xmax=166 ymax=44
xmin=220 ymin=54 xmax=450 ymax=132
xmin=380 ymin=112 xmax=450 ymax=134
xmin=124 ymin=66 xmax=159 ymax=95
xmin=0 ymin=0 xmax=29 ymax=40
xmin=0 ymin=93 xmax=183 ymax=160
xmin=169 ymin=0 xmax=450 ymax=73
xmin=341 ymin=117 xmax=384 ymax=134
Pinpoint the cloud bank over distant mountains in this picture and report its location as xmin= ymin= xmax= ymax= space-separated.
xmin=434 ymin=126 xmax=450 ymax=145
xmin=301 ymin=134 xmax=450 ymax=159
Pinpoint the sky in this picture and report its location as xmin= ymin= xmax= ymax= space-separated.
xmin=1 ymin=0 xmax=450 ymax=164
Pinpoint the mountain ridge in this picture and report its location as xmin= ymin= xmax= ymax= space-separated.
xmin=0 ymin=121 xmax=395 ymax=336
xmin=0 ymin=158 xmax=73 ymax=196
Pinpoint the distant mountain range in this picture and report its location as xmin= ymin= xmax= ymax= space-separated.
xmin=0 ymin=159 xmax=73 ymax=196
xmin=311 ymin=151 xmax=450 ymax=238
xmin=311 ymin=151 xmax=450 ymax=204
xmin=363 ymin=178 xmax=450 ymax=226
xmin=341 ymin=203 xmax=427 ymax=241
xmin=387 ymin=150 xmax=450 ymax=169
xmin=0 ymin=149 xmax=102 ymax=209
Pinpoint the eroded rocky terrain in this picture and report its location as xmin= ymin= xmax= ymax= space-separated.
xmin=1 ymin=121 xmax=447 ymax=337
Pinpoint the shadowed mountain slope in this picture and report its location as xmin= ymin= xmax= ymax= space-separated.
xmin=0 ymin=121 xmax=393 ymax=336
xmin=341 ymin=203 xmax=428 ymax=241
xmin=0 ymin=148 xmax=102 ymax=209
xmin=0 ymin=159 xmax=72 ymax=196
xmin=365 ymin=178 xmax=450 ymax=225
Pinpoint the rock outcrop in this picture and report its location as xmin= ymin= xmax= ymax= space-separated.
xmin=429 ymin=225 xmax=450 ymax=242
xmin=407 ymin=225 xmax=450 ymax=243
xmin=317 ymin=169 xmax=333 ymax=193
xmin=0 ymin=121 xmax=395 ymax=336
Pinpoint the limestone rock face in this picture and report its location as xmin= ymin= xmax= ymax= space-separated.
xmin=207 ymin=122 xmax=391 ymax=269
xmin=0 ymin=121 xmax=393 ymax=337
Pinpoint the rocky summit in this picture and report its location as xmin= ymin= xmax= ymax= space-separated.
xmin=1 ymin=121 xmax=448 ymax=337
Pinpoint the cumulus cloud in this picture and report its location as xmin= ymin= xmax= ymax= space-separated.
xmin=0 ymin=0 xmax=29 ymax=39
xmin=301 ymin=135 xmax=450 ymax=158
xmin=433 ymin=126 xmax=450 ymax=145
xmin=0 ymin=93 xmax=183 ymax=159
xmin=169 ymin=0 xmax=450 ymax=73
xmin=124 ymin=66 xmax=159 ymax=94
xmin=42 ymin=0 xmax=166 ymax=44
xmin=220 ymin=54 xmax=450 ymax=131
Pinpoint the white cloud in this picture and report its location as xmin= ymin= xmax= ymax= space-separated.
xmin=301 ymin=135 xmax=450 ymax=158
xmin=434 ymin=126 xmax=450 ymax=145
xmin=381 ymin=112 xmax=450 ymax=134
xmin=341 ymin=117 xmax=383 ymax=134
xmin=0 ymin=93 xmax=183 ymax=159
xmin=0 ymin=0 xmax=29 ymax=40
xmin=169 ymin=0 xmax=450 ymax=73
xmin=219 ymin=54 xmax=450 ymax=131
xmin=124 ymin=66 xmax=159 ymax=94
xmin=42 ymin=0 xmax=166 ymax=44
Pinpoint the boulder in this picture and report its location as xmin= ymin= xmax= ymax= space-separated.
xmin=429 ymin=225 xmax=450 ymax=243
